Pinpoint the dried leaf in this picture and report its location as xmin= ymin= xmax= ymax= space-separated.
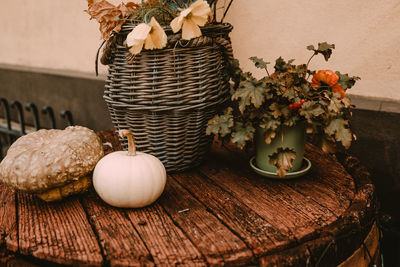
xmin=269 ymin=147 xmax=297 ymax=178
xmin=86 ymin=0 xmax=139 ymax=40
xmin=320 ymin=136 xmax=337 ymax=154
xmin=341 ymin=96 xmax=351 ymax=108
xmin=264 ymin=130 xmax=276 ymax=144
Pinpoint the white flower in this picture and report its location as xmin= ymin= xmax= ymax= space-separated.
xmin=126 ymin=17 xmax=167 ymax=55
xmin=170 ymin=0 xmax=211 ymax=40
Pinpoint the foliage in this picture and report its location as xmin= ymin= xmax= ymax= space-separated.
xmin=86 ymin=0 xmax=234 ymax=40
xmin=85 ymin=0 xmax=139 ymax=40
xmin=206 ymin=42 xmax=360 ymax=177
xmin=269 ymin=147 xmax=297 ymax=178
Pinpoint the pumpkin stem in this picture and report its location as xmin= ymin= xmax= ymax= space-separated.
xmin=119 ymin=130 xmax=136 ymax=156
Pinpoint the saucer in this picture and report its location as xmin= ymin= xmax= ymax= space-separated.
xmin=249 ymin=156 xmax=312 ymax=179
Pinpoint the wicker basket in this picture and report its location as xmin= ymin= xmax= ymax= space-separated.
xmin=103 ymin=23 xmax=233 ymax=172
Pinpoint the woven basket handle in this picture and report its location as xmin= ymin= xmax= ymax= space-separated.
xmin=166 ymin=34 xmax=234 ymax=62
xmin=97 ymin=34 xmax=235 ymax=72
xmin=215 ymin=36 xmax=234 ymax=62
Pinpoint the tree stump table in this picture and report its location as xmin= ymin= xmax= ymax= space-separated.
xmin=0 ymin=129 xmax=378 ymax=266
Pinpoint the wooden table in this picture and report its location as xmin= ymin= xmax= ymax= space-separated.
xmin=0 ymin=130 xmax=377 ymax=266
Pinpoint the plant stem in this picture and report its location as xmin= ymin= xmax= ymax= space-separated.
xmin=141 ymin=0 xmax=145 ymax=19
xmin=221 ymin=0 xmax=233 ymax=22
xmin=213 ymin=1 xmax=217 ymax=22
xmin=119 ymin=130 xmax=137 ymax=156
xmin=265 ymin=67 xmax=270 ymax=77
xmin=157 ymin=7 xmax=175 ymax=19
xmin=305 ymin=52 xmax=316 ymax=79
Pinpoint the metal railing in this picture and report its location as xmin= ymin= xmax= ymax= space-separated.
xmin=0 ymin=97 xmax=74 ymax=159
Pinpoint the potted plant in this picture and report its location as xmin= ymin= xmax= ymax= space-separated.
xmin=86 ymin=0 xmax=235 ymax=172
xmin=206 ymin=42 xmax=360 ymax=178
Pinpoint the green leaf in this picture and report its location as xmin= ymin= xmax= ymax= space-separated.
xmin=299 ymin=102 xmax=325 ymax=122
xmin=311 ymin=42 xmax=335 ymax=61
xmin=301 ymin=82 xmax=312 ymax=94
xmin=307 ymin=69 xmax=316 ymax=76
xmin=283 ymin=115 xmax=300 ymax=127
xmin=269 ymin=147 xmax=297 ymax=178
xmin=328 ymin=96 xmax=343 ymax=113
xmin=259 ymin=115 xmax=281 ymax=131
xmin=307 ymin=45 xmax=315 ymax=51
xmin=335 ymin=71 xmax=360 ymax=90
xmin=283 ymin=89 xmax=297 ymax=101
xmin=206 ymin=108 xmax=234 ymax=137
xmin=226 ymin=59 xmax=242 ymax=82
xmin=166 ymin=2 xmax=179 ymax=12
xmin=269 ymin=103 xmax=290 ymax=119
xmin=274 ymin=57 xmax=291 ymax=72
xmin=233 ymin=78 xmax=266 ymax=113
xmin=324 ymin=118 xmax=352 ymax=149
xmin=231 ymin=122 xmax=256 ymax=149
xmin=249 ymin=56 xmax=270 ymax=70
xmin=318 ymin=42 xmax=335 ymax=52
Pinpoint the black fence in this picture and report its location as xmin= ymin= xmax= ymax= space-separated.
xmin=0 ymin=97 xmax=74 ymax=159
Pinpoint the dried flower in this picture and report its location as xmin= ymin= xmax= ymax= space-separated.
xmin=170 ymin=0 xmax=211 ymax=40
xmin=126 ymin=17 xmax=167 ymax=55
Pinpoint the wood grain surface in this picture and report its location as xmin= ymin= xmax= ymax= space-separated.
xmin=0 ymin=184 xmax=17 ymax=260
xmin=17 ymin=193 xmax=103 ymax=266
xmin=0 ymin=129 xmax=377 ymax=266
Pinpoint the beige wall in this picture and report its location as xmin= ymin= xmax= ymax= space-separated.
xmin=1 ymin=0 xmax=399 ymax=100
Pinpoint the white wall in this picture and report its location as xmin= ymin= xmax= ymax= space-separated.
xmin=0 ymin=0 xmax=105 ymax=74
xmin=1 ymin=0 xmax=399 ymax=100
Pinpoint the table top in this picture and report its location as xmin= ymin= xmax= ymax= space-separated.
xmin=0 ymin=129 xmax=376 ymax=266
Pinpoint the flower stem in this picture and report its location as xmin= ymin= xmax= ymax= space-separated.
xmin=305 ymin=53 xmax=316 ymax=79
xmin=265 ymin=67 xmax=270 ymax=77
xmin=141 ymin=0 xmax=145 ymax=18
xmin=221 ymin=0 xmax=233 ymax=22
xmin=213 ymin=1 xmax=217 ymax=22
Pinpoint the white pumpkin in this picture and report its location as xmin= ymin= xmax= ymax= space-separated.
xmin=93 ymin=130 xmax=166 ymax=208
